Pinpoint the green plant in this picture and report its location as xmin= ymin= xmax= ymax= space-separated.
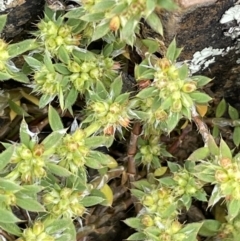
xmin=0 ymin=1 xmax=239 ymax=241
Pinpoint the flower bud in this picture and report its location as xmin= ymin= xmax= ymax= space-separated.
xmin=142 ymin=195 xmax=154 ymax=206
xmin=171 ymin=99 xmax=182 ymax=112
xmin=141 ymin=215 xmax=154 ymax=227
xmin=71 ymin=203 xmax=85 ymax=216
xmin=80 ymin=62 xmax=92 ymax=73
xmin=157 ymin=58 xmax=171 ymax=70
xmin=68 ymin=61 xmax=81 ymax=73
xmin=155 ymin=109 xmax=168 ymax=121
xmin=0 ymin=50 xmax=9 ymax=61
xmin=0 ymin=39 xmax=8 ymax=50
xmin=215 ymin=170 xmax=229 ymax=183
xmin=60 ymin=188 xmax=72 ymax=199
xmin=109 ymin=16 xmax=121 ymax=31
xmin=170 ymin=221 xmax=182 ymax=234
xmin=219 ymin=157 xmax=232 ymax=168
xmin=89 ymin=68 xmax=100 ymax=79
xmin=58 ymin=25 xmax=71 ymax=37
xmin=182 ymin=81 xmax=197 ymax=93
xmin=119 ymin=117 xmax=130 ymax=128
xmin=33 ymin=144 xmax=44 ymax=157
xmin=33 ymin=221 xmax=44 ymax=236
xmin=104 ymin=125 xmax=114 ymax=135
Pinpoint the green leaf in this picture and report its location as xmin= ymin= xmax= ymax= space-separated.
xmin=19 ymin=119 xmax=31 ymax=147
xmin=189 ymin=91 xmax=212 ymax=104
xmin=0 ymin=208 xmax=21 ymax=223
xmin=188 ymin=147 xmax=209 ymax=161
xmin=228 ymin=199 xmax=240 ymax=220
xmin=65 ymin=87 xmax=78 ymax=110
xmin=0 ymin=71 xmax=11 ymax=80
xmin=47 ymin=163 xmax=72 ymax=177
xmin=110 ymin=76 xmax=122 ymax=97
xmin=220 ymin=138 xmax=232 ymax=159
xmin=121 ymin=16 xmax=138 ymax=46
xmin=228 ymin=105 xmax=239 ymax=120
xmin=46 ymin=218 xmax=76 ymax=241
xmin=49 ymin=106 xmax=64 ymax=131
xmin=85 ymin=136 xmax=113 ymax=148
xmin=91 ymin=20 xmax=110 ymax=41
xmin=124 ymin=218 xmax=142 ymax=229
xmin=8 ymin=71 xmax=29 ymax=83
xmin=54 ymin=63 xmax=71 ymax=75
xmin=127 ymin=232 xmax=146 ymax=240
xmin=180 ymin=223 xmax=202 ymax=241
xmin=39 ymin=95 xmax=54 ymax=108
xmin=130 ymin=189 xmax=146 ymax=199
xmin=85 ymin=156 xmax=103 ymax=169
xmin=0 ymin=178 xmax=22 ymax=191
xmin=95 ymin=80 xmax=108 ymax=99
xmin=166 ymin=112 xmax=180 ymax=132
xmin=64 ymin=8 xmax=85 ymax=18
xmin=166 ymin=38 xmax=177 ymax=62
xmin=233 ymin=127 xmax=240 ymax=147
xmin=0 ymin=146 xmax=14 ymax=171
xmin=157 ymin=0 xmax=178 ymax=10
xmin=167 ymin=161 xmax=179 ymax=172
xmin=7 ymin=40 xmax=38 ymax=58
xmin=81 ymin=12 xmax=105 ymax=22
xmin=0 ymin=222 xmax=22 ymax=236
xmin=159 ymin=176 xmax=176 ymax=186
xmin=198 ymin=220 xmax=221 ymax=237
xmin=207 ymin=136 xmax=219 ymax=156
xmin=208 ymin=185 xmax=222 ymax=207
xmin=58 ymin=46 xmax=70 ymax=64
xmin=91 ymin=1 xmax=115 ymax=12
xmin=145 ymin=12 xmax=163 ymax=36
xmin=216 ymin=99 xmax=227 ymax=118
xmin=72 ymin=49 xmax=96 ymax=62
xmin=81 ymin=196 xmax=105 ymax=207
xmin=8 ymin=99 xmax=29 ymax=117
xmin=43 ymin=51 xmax=54 ymax=72
xmin=0 ymin=14 xmax=7 ymax=33
xmin=24 ymin=55 xmax=43 ymax=69
xmin=16 ymin=197 xmax=45 ymax=212
xmin=42 ymin=130 xmax=66 ymax=152
xmin=192 ymin=75 xmax=212 ymax=87
xmin=178 ymin=64 xmax=189 ymax=80
xmin=142 ymin=39 xmax=159 ymax=54
xmin=136 ymin=86 xmax=156 ymax=99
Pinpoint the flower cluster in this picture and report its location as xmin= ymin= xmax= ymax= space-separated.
xmin=16 ymin=221 xmax=55 ymax=241
xmin=43 ymin=188 xmax=86 ymax=218
xmin=36 ymin=16 xmax=81 ymax=55
xmin=7 ymin=143 xmax=47 ymax=183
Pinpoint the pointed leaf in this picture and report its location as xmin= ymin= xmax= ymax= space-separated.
xmin=145 ymin=12 xmax=163 ymax=36
xmin=99 ymin=184 xmax=113 ymax=206
xmin=228 ymin=105 xmax=239 ymax=120
xmin=0 ymin=222 xmax=21 ymax=236
xmin=47 ymin=163 xmax=72 ymax=177
xmin=0 ymin=14 xmax=7 ymax=32
xmin=188 ymin=147 xmax=209 ymax=161
xmin=81 ymin=196 xmax=105 ymax=207
xmin=16 ymin=197 xmax=45 ymax=212
xmin=0 ymin=146 xmax=14 ymax=171
xmin=216 ymin=99 xmax=227 ymax=118
xmin=220 ymin=138 xmax=232 ymax=159
xmin=166 ymin=38 xmax=177 ymax=62
xmin=0 ymin=208 xmax=21 ymax=223
xmin=49 ymin=106 xmax=64 ymax=131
